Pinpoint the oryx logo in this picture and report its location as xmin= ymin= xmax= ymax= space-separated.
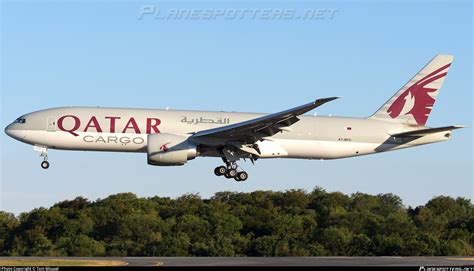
xmin=387 ymin=63 xmax=450 ymax=126
xmin=160 ymin=142 xmax=171 ymax=152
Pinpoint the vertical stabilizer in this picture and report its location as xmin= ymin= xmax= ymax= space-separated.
xmin=369 ymin=55 xmax=453 ymax=126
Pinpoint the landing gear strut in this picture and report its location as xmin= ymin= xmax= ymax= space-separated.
xmin=214 ymin=159 xmax=248 ymax=182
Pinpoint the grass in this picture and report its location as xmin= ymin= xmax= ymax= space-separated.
xmin=0 ymin=259 xmax=128 ymax=266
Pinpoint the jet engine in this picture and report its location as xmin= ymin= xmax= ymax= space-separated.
xmin=147 ymin=133 xmax=197 ymax=166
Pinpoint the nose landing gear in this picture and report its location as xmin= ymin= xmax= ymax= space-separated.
xmin=35 ymin=146 xmax=50 ymax=169
xmin=41 ymin=160 xmax=50 ymax=169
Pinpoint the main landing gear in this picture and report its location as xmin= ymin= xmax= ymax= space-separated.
xmin=214 ymin=161 xmax=248 ymax=182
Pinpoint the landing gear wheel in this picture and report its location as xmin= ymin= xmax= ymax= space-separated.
xmin=41 ymin=161 xmax=50 ymax=169
xmin=214 ymin=166 xmax=227 ymax=176
xmin=235 ymin=171 xmax=248 ymax=182
xmin=225 ymin=169 xmax=237 ymax=178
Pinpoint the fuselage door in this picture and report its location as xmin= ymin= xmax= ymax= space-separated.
xmin=47 ymin=116 xmax=57 ymax=132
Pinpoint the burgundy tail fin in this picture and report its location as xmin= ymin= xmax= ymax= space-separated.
xmin=370 ymin=55 xmax=453 ymax=126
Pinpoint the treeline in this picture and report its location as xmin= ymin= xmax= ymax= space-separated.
xmin=0 ymin=188 xmax=472 ymax=256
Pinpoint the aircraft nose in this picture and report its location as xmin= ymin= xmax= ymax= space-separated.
xmin=4 ymin=124 xmax=13 ymax=137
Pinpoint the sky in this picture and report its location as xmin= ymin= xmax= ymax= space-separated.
xmin=1 ymin=0 xmax=472 ymax=215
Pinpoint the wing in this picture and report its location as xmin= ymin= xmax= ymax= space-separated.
xmin=191 ymin=97 xmax=339 ymax=144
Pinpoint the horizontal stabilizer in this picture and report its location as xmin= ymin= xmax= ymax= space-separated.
xmin=391 ymin=125 xmax=465 ymax=138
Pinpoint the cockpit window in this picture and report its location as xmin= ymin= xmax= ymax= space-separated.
xmin=13 ymin=118 xmax=26 ymax=124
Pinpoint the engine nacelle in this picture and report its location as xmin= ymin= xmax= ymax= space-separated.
xmin=147 ymin=133 xmax=197 ymax=166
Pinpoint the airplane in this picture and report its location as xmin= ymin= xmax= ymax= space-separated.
xmin=4 ymin=55 xmax=465 ymax=181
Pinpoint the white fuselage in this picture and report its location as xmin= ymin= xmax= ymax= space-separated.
xmin=4 ymin=107 xmax=451 ymax=161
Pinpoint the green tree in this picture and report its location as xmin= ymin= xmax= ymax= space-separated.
xmin=55 ymin=235 xmax=105 ymax=256
xmin=1 ymin=190 xmax=472 ymax=257
xmin=0 ymin=212 xmax=18 ymax=255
